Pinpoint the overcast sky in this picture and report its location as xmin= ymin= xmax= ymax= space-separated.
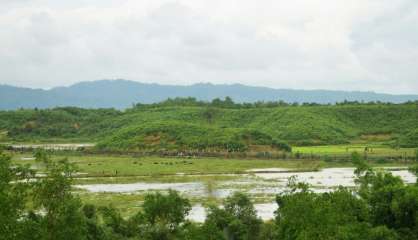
xmin=1 ymin=0 xmax=418 ymax=94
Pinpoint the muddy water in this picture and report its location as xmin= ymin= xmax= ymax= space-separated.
xmin=76 ymin=182 xmax=207 ymax=196
xmin=76 ymin=168 xmax=414 ymax=195
xmin=253 ymin=168 xmax=416 ymax=186
xmin=75 ymin=167 xmax=416 ymax=221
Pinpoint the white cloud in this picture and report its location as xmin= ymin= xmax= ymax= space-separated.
xmin=0 ymin=0 xmax=417 ymax=94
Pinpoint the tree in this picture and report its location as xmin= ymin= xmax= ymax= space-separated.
xmin=99 ymin=190 xmax=194 ymax=240
xmin=276 ymin=186 xmax=371 ymax=240
xmin=203 ymin=192 xmax=262 ymax=240
xmin=415 ymin=148 xmax=418 ymax=162
xmin=139 ymin=190 xmax=191 ymax=239
xmin=100 ymin=205 xmax=135 ymax=239
xmin=368 ymin=226 xmax=399 ymax=240
xmin=0 ymin=152 xmax=34 ymax=240
xmin=202 ymin=107 xmax=218 ymax=124
xmin=224 ymin=97 xmax=234 ymax=107
xmin=351 ymin=151 xmax=371 ymax=177
xmin=353 ymin=155 xmax=418 ymax=239
xmin=211 ymin=97 xmax=235 ymax=108
xmin=361 ymin=172 xmax=418 ymax=239
xmin=33 ymin=155 xmax=87 ymax=240
xmin=83 ymin=204 xmax=106 ymax=240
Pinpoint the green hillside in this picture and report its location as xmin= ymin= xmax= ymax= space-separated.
xmin=1 ymin=100 xmax=418 ymax=151
xmin=0 ymin=107 xmax=121 ymax=141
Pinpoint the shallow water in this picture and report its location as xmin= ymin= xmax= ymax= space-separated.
xmin=254 ymin=167 xmax=416 ymax=186
xmin=254 ymin=203 xmax=278 ymax=221
xmin=76 ymin=182 xmax=207 ymax=196
xmin=76 ymin=167 xmax=416 ymax=221
xmin=187 ymin=204 xmax=207 ymax=223
xmin=76 ymin=167 xmax=416 ymax=196
xmin=246 ymin=168 xmax=293 ymax=173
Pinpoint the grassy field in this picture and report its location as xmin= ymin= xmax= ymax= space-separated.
xmin=77 ymin=191 xmax=146 ymax=217
xmin=12 ymin=153 xmax=323 ymax=177
xmin=10 ymin=146 xmax=416 ymax=179
xmin=294 ymin=144 xmax=416 ymax=157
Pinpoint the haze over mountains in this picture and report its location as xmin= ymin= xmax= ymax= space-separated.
xmin=1 ymin=79 xmax=418 ymax=110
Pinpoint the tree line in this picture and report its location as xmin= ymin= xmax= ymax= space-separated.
xmin=131 ymin=97 xmax=418 ymax=110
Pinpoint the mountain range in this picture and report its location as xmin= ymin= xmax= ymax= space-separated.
xmin=1 ymin=79 xmax=417 ymax=110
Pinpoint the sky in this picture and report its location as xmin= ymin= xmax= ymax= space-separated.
xmin=1 ymin=0 xmax=418 ymax=94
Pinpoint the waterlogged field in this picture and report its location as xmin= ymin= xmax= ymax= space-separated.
xmin=75 ymin=167 xmax=416 ymax=221
xmin=10 ymin=149 xmax=418 ymax=221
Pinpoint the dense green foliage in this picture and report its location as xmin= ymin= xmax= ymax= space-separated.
xmin=400 ymin=128 xmax=418 ymax=148
xmin=276 ymin=187 xmax=373 ymax=239
xmin=0 ymin=107 xmax=121 ymax=140
xmin=0 ymin=151 xmax=86 ymax=240
xmin=1 ymin=100 xmax=418 ymax=151
xmin=96 ymin=122 xmax=291 ymax=152
xmin=1 ymin=151 xmax=418 ymax=239
xmin=0 ymin=152 xmax=34 ymax=239
xmin=202 ymin=192 xmax=263 ymax=240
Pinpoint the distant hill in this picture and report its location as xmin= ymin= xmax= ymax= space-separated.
xmin=1 ymin=79 xmax=418 ymax=109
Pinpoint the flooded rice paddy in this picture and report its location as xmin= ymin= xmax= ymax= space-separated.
xmin=75 ymin=167 xmax=416 ymax=222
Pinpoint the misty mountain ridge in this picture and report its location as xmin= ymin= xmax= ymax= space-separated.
xmin=1 ymin=79 xmax=418 ymax=110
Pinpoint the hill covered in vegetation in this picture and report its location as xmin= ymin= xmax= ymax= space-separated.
xmin=1 ymin=99 xmax=418 ymax=151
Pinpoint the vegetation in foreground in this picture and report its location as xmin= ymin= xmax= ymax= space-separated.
xmin=2 ymin=150 xmax=418 ymax=240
